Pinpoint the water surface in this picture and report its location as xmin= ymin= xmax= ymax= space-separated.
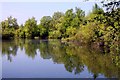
xmin=1 ymin=39 xmax=119 ymax=78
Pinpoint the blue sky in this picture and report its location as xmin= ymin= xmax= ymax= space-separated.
xmin=1 ymin=2 xmax=102 ymax=25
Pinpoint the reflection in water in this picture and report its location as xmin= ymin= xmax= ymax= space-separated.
xmin=2 ymin=39 xmax=120 ymax=78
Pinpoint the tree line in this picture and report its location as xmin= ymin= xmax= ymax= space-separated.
xmin=1 ymin=7 xmax=85 ymax=39
xmin=1 ymin=2 xmax=120 ymax=44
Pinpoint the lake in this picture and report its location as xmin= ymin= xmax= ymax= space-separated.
xmin=1 ymin=39 xmax=119 ymax=78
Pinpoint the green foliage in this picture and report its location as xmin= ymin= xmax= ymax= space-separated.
xmin=1 ymin=16 xmax=18 ymax=39
xmin=40 ymin=16 xmax=52 ymax=39
xmin=49 ymin=12 xmax=64 ymax=39
xmin=24 ymin=17 xmax=38 ymax=38
xmin=61 ymin=8 xmax=85 ymax=38
xmin=75 ymin=22 xmax=98 ymax=43
xmin=15 ymin=24 xmax=25 ymax=38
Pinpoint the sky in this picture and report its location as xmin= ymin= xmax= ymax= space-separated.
xmin=0 ymin=2 xmax=102 ymax=25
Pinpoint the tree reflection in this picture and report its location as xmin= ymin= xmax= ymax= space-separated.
xmin=2 ymin=40 xmax=18 ymax=62
xmin=23 ymin=40 xmax=39 ymax=59
xmin=39 ymin=41 xmax=51 ymax=59
xmin=2 ymin=39 xmax=119 ymax=78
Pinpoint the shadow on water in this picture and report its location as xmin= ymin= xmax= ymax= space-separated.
xmin=1 ymin=39 xmax=120 ymax=79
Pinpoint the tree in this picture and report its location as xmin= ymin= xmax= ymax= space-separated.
xmin=1 ymin=16 xmax=19 ymax=39
xmin=49 ymin=12 xmax=64 ymax=39
xmin=24 ymin=17 xmax=38 ymax=38
xmin=71 ymin=7 xmax=85 ymax=28
xmin=63 ymin=8 xmax=85 ymax=38
xmin=39 ymin=16 xmax=52 ymax=39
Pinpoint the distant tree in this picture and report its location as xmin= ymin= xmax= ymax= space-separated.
xmin=49 ymin=12 xmax=64 ymax=39
xmin=1 ymin=16 xmax=19 ymax=39
xmin=24 ymin=17 xmax=38 ymax=38
xmin=39 ymin=16 xmax=52 ymax=39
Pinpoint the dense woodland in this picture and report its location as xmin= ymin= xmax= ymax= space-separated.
xmin=1 ymin=1 xmax=120 ymax=66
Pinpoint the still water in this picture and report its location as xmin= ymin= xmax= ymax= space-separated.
xmin=1 ymin=39 xmax=119 ymax=78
